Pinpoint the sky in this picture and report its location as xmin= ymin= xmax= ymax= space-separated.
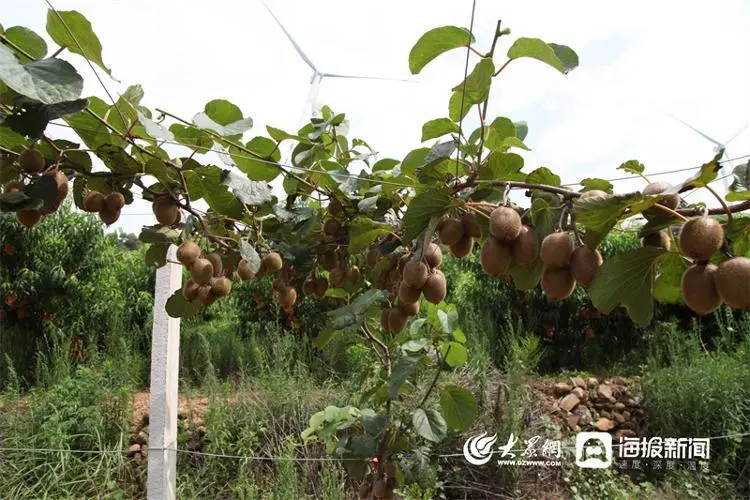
xmin=5 ymin=0 xmax=750 ymax=234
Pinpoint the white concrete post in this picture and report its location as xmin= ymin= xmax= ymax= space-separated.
xmin=148 ymin=244 xmax=182 ymax=500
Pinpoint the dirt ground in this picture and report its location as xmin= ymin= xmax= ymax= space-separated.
xmin=131 ymin=392 xmax=210 ymax=429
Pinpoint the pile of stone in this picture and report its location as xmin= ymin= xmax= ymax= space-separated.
xmin=550 ymin=376 xmax=645 ymax=440
xmin=126 ymin=413 xmax=207 ymax=464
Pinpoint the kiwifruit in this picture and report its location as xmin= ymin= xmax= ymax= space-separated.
xmin=313 ymin=277 xmax=329 ymax=299
xmin=205 ymin=253 xmax=223 ymax=277
xmin=329 ymin=267 xmax=345 ymax=287
xmin=262 ymin=252 xmax=283 ymax=272
xmin=323 ymin=219 xmax=340 ymax=236
xmin=512 ymin=225 xmax=538 ymax=266
xmin=211 ymin=277 xmax=232 ymax=297
xmin=44 ymin=170 xmax=68 ymax=210
xmin=196 ymin=285 xmax=215 ymax=306
xmin=403 ymin=260 xmax=429 ymax=288
xmin=328 ymin=199 xmax=342 ymax=216
xmin=379 ymin=308 xmax=391 ymax=331
xmin=321 ymin=250 xmax=339 ymax=271
xmin=437 ymin=218 xmax=464 ymax=246
xmin=19 ymin=148 xmax=44 ymax=173
xmin=17 ymin=209 xmax=41 ymax=228
xmin=397 ymin=254 xmax=410 ymax=271
xmin=579 ymin=189 xmax=609 ymax=199
xmin=460 ymin=213 xmax=481 ymax=238
xmin=714 ymin=257 xmax=750 ymax=309
xmin=569 ymin=246 xmax=603 ymax=287
xmin=679 ymin=216 xmax=724 ymax=261
xmin=643 ymin=182 xmax=680 ymax=213
xmin=366 ymin=248 xmax=380 ymax=267
xmin=541 ymin=267 xmax=576 ymax=300
xmin=540 ymin=231 xmax=574 ymax=269
xmin=98 ymin=208 xmax=121 ymax=225
xmin=346 ymin=266 xmax=361 ymax=285
xmin=153 ymin=197 xmax=179 ymax=225
xmin=388 ymin=307 xmax=408 ymax=333
xmin=375 ymin=271 xmax=389 ymax=290
xmin=423 ymin=242 xmax=443 ymax=268
xmin=642 ymin=231 xmax=671 ymax=250
xmin=681 ymin=264 xmax=722 ymax=315
xmin=176 ymin=241 xmax=200 ymax=267
xmin=255 ymin=261 xmax=268 ymax=279
xmin=83 ymin=191 xmax=105 ymax=212
xmin=183 ymin=279 xmax=200 ymax=301
xmin=372 ymin=478 xmax=388 ymax=498
xmin=489 ymin=206 xmax=522 ymax=241
xmin=480 ymin=238 xmax=513 ymax=276
xmin=105 ymin=192 xmax=126 ymax=212
xmin=398 ymin=281 xmax=422 ymax=304
xmin=400 ymin=300 xmax=420 ymax=316
xmin=3 ymin=181 xmax=23 ymax=193
xmin=277 ymin=285 xmax=297 ymax=309
xmin=235 ymin=259 xmax=253 ymax=281
xmin=190 ymin=258 xmax=214 ymax=285
xmin=272 ymin=276 xmax=286 ymax=291
xmin=450 ymin=235 xmax=474 ymax=258
xmin=423 ymin=269 xmax=447 ymax=304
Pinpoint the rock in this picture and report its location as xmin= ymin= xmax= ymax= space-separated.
xmin=141 ymin=413 xmax=149 ymax=427
xmin=559 ymin=393 xmax=581 ymax=412
xmin=197 ymin=426 xmax=206 ymax=437
xmin=567 ymin=415 xmax=581 ymax=430
xmin=622 ymin=410 xmax=631 ymax=421
xmin=611 ymin=376 xmax=627 ymax=385
xmin=587 ymin=377 xmax=598 ymax=388
xmin=134 ymin=431 xmax=148 ymax=445
xmin=553 ymin=382 xmax=574 ymax=396
xmin=597 ymin=384 xmax=616 ymax=402
xmin=140 ymin=444 xmax=148 ymax=458
xmin=128 ymin=443 xmax=141 ymax=456
xmin=133 ymin=452 xmax=142 ymax=464
xmin=614 ymin=413 xmax=626 ymax=424
xmin=615 ymin=429 xmax=637 ymax=439
xmin=574 ymin=405 xmax=593 ymax=426
xmin=572 ymin=387 xmax=586 ymax=401
xmin=595 ymin=417 xmax=616 ymax=432
xmin=570 ymin=376 xmax=587 ymax=389
xmin=614 ymin=402 xmax=626 ymax=412
xmin=600 ymin=411 xmax=613 ymax=419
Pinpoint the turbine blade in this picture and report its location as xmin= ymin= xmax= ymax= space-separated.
xmin=321 ymin=72 xmax=414 ymax=83
xmin=260 ymin=0 xmax=317 ymax=73
xmin=667 ymin=113 xmax=724 ymax=147
xmin=724 ymin=122 xmax=750 ymax=147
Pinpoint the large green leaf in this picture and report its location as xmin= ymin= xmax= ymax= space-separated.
xmin=4 ymin=26 xmax=47 ymax=60
xmin=439 ymin=385 xmax=477 ymax=431
xmin=65 ymin=97 xmax=119 ymax=150
xmin=485 ymin=117 xmax=516 ymax=151
xmin=667 ymin=151 xmax=723 ymax=194
xmin=0 ymin=44 xmax=82 ymax=104
xmin=324 ymin=289 xmax=384 ymax=334
xmin=588 ymin=246 xmax=665 ymax=326
xmin=440 ymin=341 xmax=467 ymax=367
xmin=402 ymin=189 xmax=455 ymax=243
xmin=412 ymin=408 xmax=447 ymax=443
xmin=389 ymin=353 xmax=419 ymax=399
xmin=727 ymin=163 xmax=750 ymax=201
xmin=574 ymin=192 xmax=653 ymax=248
xmin=509 ymin=258 xmax=544 ymax=290
xmin=409 ymin=26 xmax=475 ymax=74
xmin=3 ymin=96 xmax=88 ymax=138
xmin=530 ymin=195 xmax=563 ymax=239
xmin=726 ymin=217 xmax=750 ymax=257
xmin=349 ymin=217 xmax=392 ymax=253
xmin=581 ymin=178 xmax=614 ymax=193
xmin=507 ymin=38 xmax=579 ymax=74
xmin=480 ymin=152 xmax=525 ymax=181
xmin=0 ymin=127 xmax=30 ymax=153
xmin=222 ymin=170 xmax=273 ymax=206
xmin=617 ymin=159 xmax=645 ymax=175
xmin=421 ymin=118 xmax=459 ymax=142
xmin=448 ymin=89 xmax=472 ymax=122
xmin=46 ymin=9 xmax=113 ymax=77
xmin=653 ymin=252 xmax=690 ymax=304
xmin=95 ymin=144 xmax=141 ymax=175
xmin=169 ymin=124 xmax=213 ymax=151
xmin=231 ymin=137 xmax=280 ymax=181
xmin=165 ymin=290 xmax=202 ymax=318
xmin=145 ymin=242 xmax=170 ymax=268
xmin=526 ymin=167 xmax=561 ymax=186
xmin=451 ymin=57 xmax=494 ymax=107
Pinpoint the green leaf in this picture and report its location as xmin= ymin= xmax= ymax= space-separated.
xmin=727 ymin=163 xmax=750 ymax=201
xmin=137 ymin=111 xmax=174 ymax=141
xmin=169 ymin=124 xmax=213 ymax=152
xmin=480 ymin=152 xmax=525 ymax=181
xmin=514 ymin=121 xmax=529 ymax=141
xmin=222 ymin=170 xmax=273 ymax=206
xmin=448 ymin=90 xmax=472 ymax=122
xmin=165 ymin=290 xmax=202 ymax=318
xmin=509 ymin=258 xmax=544 ymax=290
xmin=507 ymin=38 xmax=578 ymax=74
xmin=372 ymin=158 xmax=399 ymax=173
xmin=349 ymin=217 xmax=391 ymax=253
xmin=3 ymin=96 xmax=88 ymax=138
xmin=412 ymin=408 xmax=447 ymax=443
xmin=581 ymin=178 xmax=614 ymax=193
xmin=575 ymin=192 xmax=653 ymax=248
xmin=422 ymin=118 xmax=459 ymax=142
xmin=400 ymin=148 xmax=430 ymax=176
xmin=95 ymin=144 xmax=141 ymax=175
xmin=452 ymin=58 xmax=494 ymax=106
xmin=231 ymin=137 xmax=280 ymax=181
xmin=0 ymin=44 xmax=83 ymax=104
xmin=65 ymin=97 xmax=119 ymax=150
xmin=617 ymin=159 xmax=645 ymax=175
xmin=324 ymin=289 xmax=384 ymax=334
xmin=361 ymin=409 xmax=387 ymax=436
xmin=402 ymin=189 xmax=455 ymax=243
xmin=138 ymin=225 xmax=180 ymax=244
xmin=389 ymin=354 xmax=419 ymax=399
xmin=485 ymin=117 xmax=516 ymax=151
xmin=46 ymin=9 xmax=113 ymax=77
xmin=654 ymin=252 xmax=689 ymax=304
xmin=668 ymin=151 xmax=723 ymax=193
xmin=726 ymin=217 xmax=750 ymax=258
xmin=526 ymin=167 xmax=561 ymax=186
xmin=203 ymin=99 xmax=242 ymax=125
xmin=193 ymin=111 xmax=253 ymax=137
xmin=145 ymin=243 xmax=170 ymax=268
xmin=588 ymin=246 xmax=665 ymax=326
xmin=440 ymin=341 xmax=468 ymax=368
xmin=409 ymin=26 xmax=475 ymax=74
xmin=0 ymin=127 xmax=30 ymax=153
xmin=201 ymin=181 xmax=245 ymax=219
xmin=439 ymin=385 xmax=477 ymax=431
xmin=239 ymin=239 xmax=261 ymax=273
xmin=530 ymin=195 xmax=563 ymax=238
xmin=4 ymin=26 xmax=48 ymax=60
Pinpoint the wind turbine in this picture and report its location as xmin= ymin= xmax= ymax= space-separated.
xmin=260 ymin=0 xmax=412 ymax=163
xmin=667 ymin=113 xmax=750 ymax=192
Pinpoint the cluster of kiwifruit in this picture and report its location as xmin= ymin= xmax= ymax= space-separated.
xmin=81 ymin=190 xmax=126 ymax=225
xmin=7 ymin=148 xmax=69 ymax=228
xmin=152 ymin=196 xmax=182 ymax=226
xmin=358 ymin=464 xmax=398 ymax=499
xmin=539 ymin=230 xmax=603 ymax=300
xmin=676 ymin=215 xmax=750 ymax=315
xmin=476 ymin=205 xmax=537 ymax=277
xmin=436 ymin=212 xmax=481 ymax=257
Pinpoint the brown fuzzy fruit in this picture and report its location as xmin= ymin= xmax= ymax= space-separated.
xmin=714 ymin=257 xmax=750 ymax=310
xmin=398 ymin=281 xmax=422 ymax=304
xmin=83 ymin=191 xmax=105 ymax=212
xmin=437 ymin=218 xmax=464 ymax=246
xmin=98 ymin=208 xmax=121 ymax=225
xmin=17 ymin=209 xmax=42 ymax=228
xmin=197 ymin=285 xmax=216 ymax=306
xmin=19 ymin=148 xmax=44 ymax=173
xmin=569 ymin=246 xmax=603 ymax=287
xmin=450 ymin=235 xmax=474 ymax=258
xmin=323 ymin=219 xmax=341 ymax=236
xmin=460 ymin=213 xmax=481 ymax=238
xmin=579 ymin=189 xmax=609 ymax=199
xmin=346 ymin=266 xmax=361 ymax=285
xmin=679 ymin=217 xmax=724 ymax=261
xmin=45 ymin=170 xmax=68 ymax=210
xmin=190 ymin=258 xmax=214 ymax=285
xmin=329 ymin=267 xmax=345 ymax=287
xmin=388 ymin=307 xmax=408 ymax=333
xmin=540 ymin=232 xmax=574 ymax=269
xmin=237 ymin=259 xmax=254 ymax=280
xmin=542 ymin=267 xmax=576 ymax=300
xmin=481 ymin=238 xmax=513 ymax=277
xmin=278 ymin=286 xmax=297 ymax=309
xmin=375 ymin=271 xmax=389 ymax=290
xmin=380 ymin=308 xmax=391 ymax=331
xmin=153 ymin=197 xmax=179 ymax=225
xmin=328 ymin=199 xmax=342 ymax=216
xmin=400 ymin=301 xmax=420 ymax=316
xmin=255 ymin=262 xmax=268 ymax=279
xmin=423 ymin=243 xmax=443 ymax=268
xmin=643 ymin=182 xmax=680 ymax=213
xmin=489 ymin=206 xmax=522 ymax=241
xmin=512 ymin=226 xmax=538 ymax=267
xmin=302 ymin=277 xmax=315 ymax=295
xmin=262 ymin=252 xmax=283 ymax=272
xmin=642 ymin=231 xmax=671 ymax=250
xmin=313 ymin=278 xmax=329 ymax=299
xmin=177 ymin=241 xmax=201 ymax=267
xmin=205 ymin=253 xmax=223 ymax=277
xmin=105 ymin=192 xmax=126 ymax=212
xmin=183 ymin=280 xmax=200 ymax=301
xmin=423 ymin=269 xmax=447 ymax=304
xmin=681 ymin=264 xmax=722 ymax=315
xmin=211 ymin=277 xmax=232 ymax=297
xmin=322 ymin=250 xmax=339 ymax=271
xmin=366 ymin=248 xmax=380 ymax=267
xmin=403 ymin=260 xmax=429 ymax=288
